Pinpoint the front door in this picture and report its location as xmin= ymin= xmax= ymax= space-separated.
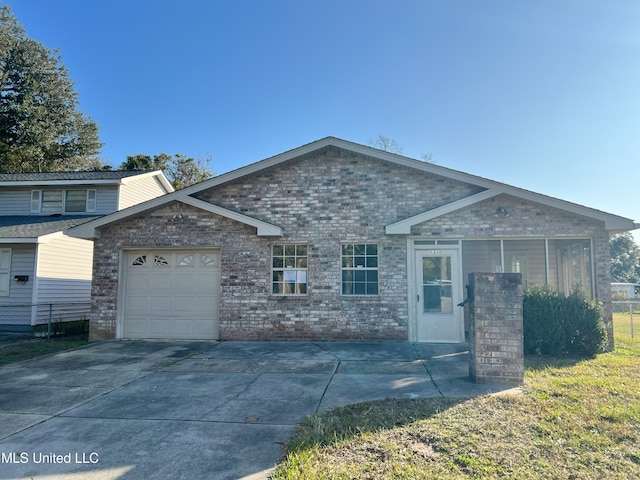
xmin=415 ymin=248 xmax=464 ymax=342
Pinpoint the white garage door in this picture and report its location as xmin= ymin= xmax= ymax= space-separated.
xmin=122 ymin=249 xmax=221 ymax=339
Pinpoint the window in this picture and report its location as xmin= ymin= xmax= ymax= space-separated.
xmin=342 ymin=243 xmax=378 ymax=295
xmin=31 ymin=189 xmax=96 ymax=213
xmin=272 ymin=244 xmax=307 ymax=295
xmin=0 ymin=248 xmax=11 ymax=297
xmin=41 ymin=190 xmax=63 ymax=213
xmin=461 ymin=238 xmax=594 ymax=298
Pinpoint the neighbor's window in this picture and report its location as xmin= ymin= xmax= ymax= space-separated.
xmin=272 ymin=244 xmax=307 ymax=295
xmin=342 ymin=243 xmax=379 ymax=295
xmin=65 ymin=190 xmax=97 ymax=212
xmin=31 ymin=189 xmax=96 ymax=213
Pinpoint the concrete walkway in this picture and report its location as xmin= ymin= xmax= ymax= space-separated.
xmin=0 ymin=341 xmax=514 ymax=480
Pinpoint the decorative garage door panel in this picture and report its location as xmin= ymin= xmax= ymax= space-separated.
xmin=123 ymin=250 xmax=221 ymax=339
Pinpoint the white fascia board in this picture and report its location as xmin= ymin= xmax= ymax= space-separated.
xmin=66 ymin=195 xmax=175 ymax=239
xmin=66 ymin=137 xmax=637 ymax=237
xmin=385 ymin=189 xmax=501 ymax=234
xmin=494 ymin=186 xmax=637 ymax=232
xmin=171 ymin=138 xmax=342 ymax=198
xmin=0 ymin=237 xmax=39 ymax=244
xmin=120 ymin=170 xmax=175 ymax=192
xmin=326 ymin=138 xmax=638 ymax=231
xmin=0 ymin=179 xmax=124 ymax=187
xmin=0 ymin=231 xmax=67 ymax=244
xmin=178 ymin=196 xmax=283 ymax=236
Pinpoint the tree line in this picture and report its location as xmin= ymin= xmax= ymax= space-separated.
xmin=0 ymin=4 xmax=211 ymax=188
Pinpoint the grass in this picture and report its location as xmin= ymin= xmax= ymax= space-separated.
xmin=272 ymin=314 xmax=640 ymax=479
xmin=0 ymin=333 xmax=89 ymax=366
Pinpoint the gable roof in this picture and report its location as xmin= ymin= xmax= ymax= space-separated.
xmin=67 ymin=137 xmax=638 ymax=239
xmin=0 ymin=215 xmax=100 ymax=243
xmin=0 ymin=170 xmax=174 ymax=191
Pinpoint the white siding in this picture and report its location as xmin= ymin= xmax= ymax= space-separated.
xmin=0 ymin=245 xmax=36 ymax=304
xmin=35 ymin=235 xmax=93 ymax=303
xmin=119 ymin=175 xmax=169 ymax=209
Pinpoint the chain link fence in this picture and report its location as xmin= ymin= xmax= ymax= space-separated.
xmin=613 ymin=300 xmax=639 ymax=339
xmin=0 ymin=302 xmax=90 ymax=337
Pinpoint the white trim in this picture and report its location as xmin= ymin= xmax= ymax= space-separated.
xmin=66 ymin=137 xmax=637 ymax=238
xmin=408 ymin=240 xmax=463 ymax=342
xmin=385 ymin=190 xmax=501 ymax=234
xmin=30 ymin=190 xmax=42 ymax=213
xmin=86 ymin=189 xmax=97 ymax=212
xmin=1 ymin=179 xmax=125 ymax=186
xmin=0 ymin=171 xmax=173 ymax=191
xmin=0 ymin=238 xmax=40 ymax=244
xmin=0 ymin=248 xmax=11 ymax=297
xmin=120 ymin=170 xmax=174 ymax=192
xmin=0 ymin=231 xmax=65 ymax=245
xmin=32 ymin=244 xmax=40 ymax=304
xmin=177 ymin=196 xmax=283 ymax=236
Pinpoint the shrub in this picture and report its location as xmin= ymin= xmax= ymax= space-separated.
xmin=523 ymin=286 xmax=606 ymax=356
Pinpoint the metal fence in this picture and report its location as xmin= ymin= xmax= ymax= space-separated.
xmin=613 ymin=300 xmax=639 ymax=339
xmin=0 ymin=302 xmax=90 ymax=336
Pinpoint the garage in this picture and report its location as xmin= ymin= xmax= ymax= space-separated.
xmin=121 ymin=249 xmax=221 ymax=339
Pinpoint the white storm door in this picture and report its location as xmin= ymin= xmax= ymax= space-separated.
xmin=415 ymin=249 xmax=464 ymax=342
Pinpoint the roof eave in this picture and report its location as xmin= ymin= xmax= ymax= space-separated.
xmin=64 ymin=137 xmax=639 ymax=237
xmin=120 ymin=170 xmax=175 ymax=192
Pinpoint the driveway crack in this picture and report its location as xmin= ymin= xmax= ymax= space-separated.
xmin=411 ymin=343 xmax=444 ymax=397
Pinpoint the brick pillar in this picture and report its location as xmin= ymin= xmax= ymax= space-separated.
xmin=468 ymin=272 xmax=524 ymax=385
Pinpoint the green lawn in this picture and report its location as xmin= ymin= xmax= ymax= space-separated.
xmin=613 ymin=311 xmax=638 ymax=340
xmin=273 ymin=315 xmax=640 ymax=479
xmin=0 ymin=334 xmax=88 ymax=366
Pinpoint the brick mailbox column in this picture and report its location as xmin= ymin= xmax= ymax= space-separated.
xmin=468 ymin=272 xmax=524 ymax=385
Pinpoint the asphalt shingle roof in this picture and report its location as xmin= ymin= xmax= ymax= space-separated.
xmin=0 ymin=171 xmax=153 ymax=182
xmin=0 ymin=216 xmax=102 ymax=239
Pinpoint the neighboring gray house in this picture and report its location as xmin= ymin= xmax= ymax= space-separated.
xmin=0 ymin=170 xmax=173 ymax=328
xmin=69 ymin=138 xmax=638 ymax=347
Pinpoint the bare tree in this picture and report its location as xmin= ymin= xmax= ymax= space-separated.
xmin=368 ymin=135 xmax=403 ymax=154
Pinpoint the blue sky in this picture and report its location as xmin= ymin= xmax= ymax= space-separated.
xmin=8 ymin=0 xmax=640 ymax=234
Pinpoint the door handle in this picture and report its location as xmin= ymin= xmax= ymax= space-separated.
xmin=417 ymin=294 xmax=420 ymax=302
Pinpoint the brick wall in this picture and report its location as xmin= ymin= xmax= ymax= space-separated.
xmin=468 ymin=272 xmax=524 ymax=384
xmin=88 ymin=146 xmax=614 ymax=343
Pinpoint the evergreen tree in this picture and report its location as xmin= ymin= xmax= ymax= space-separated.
xmin=0 ymin=4 xmax=102 ymax=172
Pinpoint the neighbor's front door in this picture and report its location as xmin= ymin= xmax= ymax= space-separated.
xmin=415 ymin=248 xmax=464 ymax=342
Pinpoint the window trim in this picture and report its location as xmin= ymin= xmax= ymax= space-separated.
xmin=30 ymin=189 xmax=97 ymax=213
xmin=271 ymin=243 xmax=308 ymax=296
xmin=30 ymin=190 xmax=42 ymax=213
xmin=0 ymin=248 xmax=11 ymax=297
xmin=341 ymin=242 xmax=380 ymax=296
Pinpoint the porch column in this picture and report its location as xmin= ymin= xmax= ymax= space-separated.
xmin=468 ymin=272 xmax=524 ymax=385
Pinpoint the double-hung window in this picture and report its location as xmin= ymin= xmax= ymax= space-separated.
xmin=30 ymin=189 xmax=97 ymax=213
xmin=272 ymin=244 xmax=307 ymax=295
xmin=341 ymin=243 xmax=379 ymax=295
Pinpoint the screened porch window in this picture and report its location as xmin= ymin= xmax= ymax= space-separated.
xmin=461 ymin=239 xmax=594 ymax=297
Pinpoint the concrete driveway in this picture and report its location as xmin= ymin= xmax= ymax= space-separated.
xmin=0 ymin=340 xmax=512 ymax=479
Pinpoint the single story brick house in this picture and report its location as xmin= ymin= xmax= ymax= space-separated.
xmin=69 ymin=137 xmax=638 ymax=346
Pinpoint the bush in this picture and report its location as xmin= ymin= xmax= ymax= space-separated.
xmin=523 ymin=286 xmax=606 ymax=356
xmin=32 ymin=319 xmax=89 ymax=336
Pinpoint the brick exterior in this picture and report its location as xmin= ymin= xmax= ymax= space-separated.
xmin=88 ymin=145 xmax=614 ymax=344
xmin=468 ymin=273 xmax=524 ymax=384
